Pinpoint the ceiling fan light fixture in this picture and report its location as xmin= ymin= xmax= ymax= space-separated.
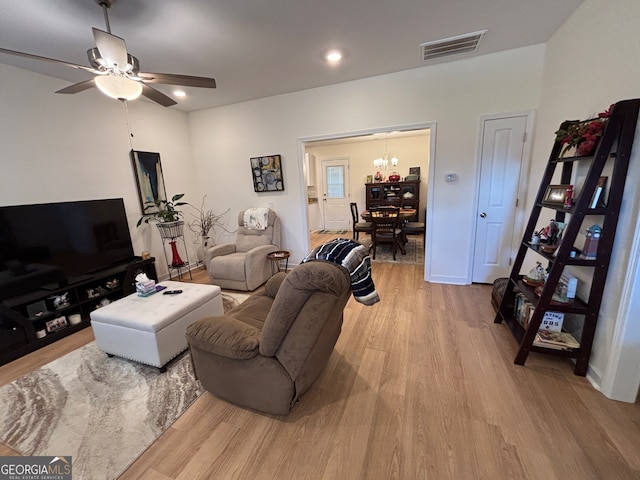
xmin=94 ymin=74 xmax=142 ymax=101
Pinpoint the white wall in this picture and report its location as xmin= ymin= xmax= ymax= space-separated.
xmin=0 ymin=63 xmax=200 ymax=280
xmin=531 ymin=0 xmax=640 ymax=401
xmin=188 ymin=44 xmax=544 ymax=283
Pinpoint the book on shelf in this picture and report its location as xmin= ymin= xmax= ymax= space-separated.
xmin=534 ymin=330 xmax=580 ymax=350
xmin=515 ymin=293 xmax=533 ymax=328
xmin=540 ymin=311 xmax=564 ymax=332
xmin=589 ymin=176 xmax=608 ymax=208
xmin=514 ymin=293 xmax=563 ymax=332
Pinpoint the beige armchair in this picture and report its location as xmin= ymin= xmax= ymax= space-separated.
xmin=204 ymin=209 xmax=281 ymax=291
xmin=186 ymin=261 xmax=351 ymax=415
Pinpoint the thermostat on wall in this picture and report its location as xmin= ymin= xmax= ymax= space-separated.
xmin=444 ymin=173 xmax=458 ymax=183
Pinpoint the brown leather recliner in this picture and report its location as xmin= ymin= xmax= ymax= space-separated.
xmin=185 ymin=261 xmax=351 ymax=415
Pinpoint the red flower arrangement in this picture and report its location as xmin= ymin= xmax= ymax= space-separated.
xmin=555 ymin=104 xmax=613 ymax=156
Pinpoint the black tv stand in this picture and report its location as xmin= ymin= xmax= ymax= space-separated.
xmin=0 ymin=257 xmax=157 ymax=367
xmin=64 ymin=274 xmax=95 ymax=285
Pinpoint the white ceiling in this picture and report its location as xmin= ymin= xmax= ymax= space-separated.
xmin=0 ymin=0 xmax=585 ymax=112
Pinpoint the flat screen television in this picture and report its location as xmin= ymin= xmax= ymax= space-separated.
xmin=0 ymin=198 xmax=135 ymax=299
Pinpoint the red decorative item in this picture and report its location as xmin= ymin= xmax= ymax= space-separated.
xmin=169 ymin=241 xmax=184 ymax=267
xmin=388 ymin=172 xmax=401 ymax=182
xmin=564 ymin=184 xmax=573 ymax=209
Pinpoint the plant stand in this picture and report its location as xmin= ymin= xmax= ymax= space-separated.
xmin=156 ymin=221 xmax=192 ymax=281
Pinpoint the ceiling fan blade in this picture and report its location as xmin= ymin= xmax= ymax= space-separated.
xmin=56 ymin=79 xmax=96 ymax=94
xmin=92 ymin=28 xmax=129 ymax=69
xmin=0 ymin=47 xmax=98 ymax=74
xmin=140 ymin=83 xmax=177 ymax=107
xmin=138 ymin=72 xmax=217 ymax=89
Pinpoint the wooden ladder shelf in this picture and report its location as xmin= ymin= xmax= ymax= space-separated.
xmin=494 ymin=98 xmax=640 ymax=375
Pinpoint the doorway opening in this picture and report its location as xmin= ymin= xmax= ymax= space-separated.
xmin=299 ymin=123 xmax=434 ymax=271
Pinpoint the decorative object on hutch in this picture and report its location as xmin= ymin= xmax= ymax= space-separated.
xmin=494 ymin=99 xmax=640 ymax=376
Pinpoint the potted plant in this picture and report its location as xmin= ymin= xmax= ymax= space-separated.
xmin=186 ymin=195 xmax=235 ymax=264
xmin=137 ymin=194 xmax=189 ymax=267
xmin=136 ymin=193 xmax=187 ymax=227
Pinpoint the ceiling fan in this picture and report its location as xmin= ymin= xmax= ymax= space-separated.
xmin=0 ymin=0 xmax=216 ymax=107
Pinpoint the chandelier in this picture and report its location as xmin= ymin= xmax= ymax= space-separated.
xmin=373 ymin=134 xmax=398 ymax=170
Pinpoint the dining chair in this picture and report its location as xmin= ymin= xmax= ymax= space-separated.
xmin=370 ymin=206 xmax=404 ymax=260
xmin=350 ymin=202 xmax=373 ymax=241
xmin=402 ymin=220 xmax=425 ymax=237
xmin=401 ymin=205 xmax=425 ymax=238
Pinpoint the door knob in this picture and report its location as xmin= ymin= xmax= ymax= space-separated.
xmin=480 ymin=212 xmax=487 ymax=218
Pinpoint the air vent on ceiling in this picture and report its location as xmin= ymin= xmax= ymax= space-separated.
xmin=420 ymin=30 xmax=487 ymax=62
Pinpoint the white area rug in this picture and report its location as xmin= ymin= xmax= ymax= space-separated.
xmin=0 ymin=292 xmax=249 ymax=480
xmin=0 ymin=343 xmax=201 ymax=479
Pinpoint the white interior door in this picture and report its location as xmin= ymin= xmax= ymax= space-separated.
xmin=321 ymin=158 xmax=350 ymax=231
xmin=472 ymin=115 xmax=528 ymax=283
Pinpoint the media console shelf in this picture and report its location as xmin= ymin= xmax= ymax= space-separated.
xmin=0 ymin=257 xmax=157 ymax=366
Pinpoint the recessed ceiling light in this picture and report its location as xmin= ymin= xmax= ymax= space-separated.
xmin=174 ymin=90 xmax=187 ymax=97
xmin=325 ymin=49 xmax=343 ymax=64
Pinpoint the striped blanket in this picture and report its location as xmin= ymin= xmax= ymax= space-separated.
xmin=303 ymin=238 xmax=380 ymax=306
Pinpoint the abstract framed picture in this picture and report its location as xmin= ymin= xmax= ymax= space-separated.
xmin=250 ymin=155 xmax=284 ymax=192
xmin=130 ymin=150 xmax=168 ymax=215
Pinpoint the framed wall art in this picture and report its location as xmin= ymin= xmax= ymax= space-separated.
xmin=250 ymin=155 xmax=284 ymax=192
xmin=130 ymin=150 xmax=168 ymax=215
xmin=542 ymin=184 xmax=572 ymax=207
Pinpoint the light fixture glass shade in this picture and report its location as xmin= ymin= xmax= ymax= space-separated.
xmin=373 ymin=134 xmax=399 ymax=170
xmin=94 ymin=75 xmax=143 ymax=101
xmin=373 ymin=153 xmax=399 ymax=170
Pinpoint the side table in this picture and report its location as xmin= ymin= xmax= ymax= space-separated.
xmin=267 ymin=250 xmax=290 ymax=273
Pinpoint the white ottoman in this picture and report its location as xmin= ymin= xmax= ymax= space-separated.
xmin=90 ymin=281 xmax=223 ymax=371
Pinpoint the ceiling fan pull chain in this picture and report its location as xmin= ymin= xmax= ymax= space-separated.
xmin=120 ymin=99 xmax=135 ymax=150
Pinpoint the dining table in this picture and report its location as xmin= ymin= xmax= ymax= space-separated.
xmin=360 ymin=208 xmax=417 ymax=222
xmin=361 ymin=208 xmax=417 ymax=252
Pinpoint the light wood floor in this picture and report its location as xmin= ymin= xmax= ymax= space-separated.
xmin=2 ymin=235 xmax=640 ymax=479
